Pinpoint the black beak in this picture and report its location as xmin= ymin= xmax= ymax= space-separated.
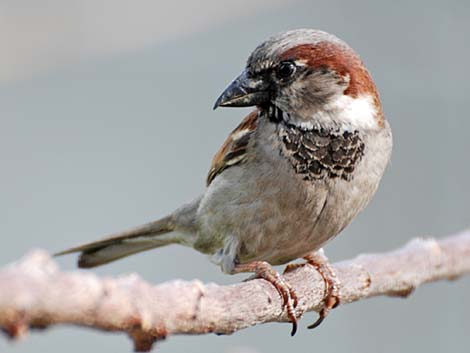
xmin=213 ymin=70 xmax=270 ymax=110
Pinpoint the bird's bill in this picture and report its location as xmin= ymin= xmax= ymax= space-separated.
xmin=213 ymin=70 xmax=270 ymax=109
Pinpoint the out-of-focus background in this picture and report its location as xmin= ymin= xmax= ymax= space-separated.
xmin=1 ymin=0 xmax=469 ymax=352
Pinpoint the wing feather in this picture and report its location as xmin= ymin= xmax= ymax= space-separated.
xmin=206 ymin=110 xmax=259 ymax=185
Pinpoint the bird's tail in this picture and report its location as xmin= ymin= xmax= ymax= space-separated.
xmin=54 ymin=215 xmax=181 ymax=268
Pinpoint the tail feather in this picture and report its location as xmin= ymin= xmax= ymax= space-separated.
xmin=55 ymin=215 xmax=178 ymax=268
xmin=77 ymin=238 xmax=174 ymax=268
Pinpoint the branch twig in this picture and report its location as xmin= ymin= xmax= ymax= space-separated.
xmin=1 ymin=230 xmax=469 ymax=351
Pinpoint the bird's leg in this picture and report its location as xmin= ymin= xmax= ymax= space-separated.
xmin=233 ymin=261 xmax=299 ymax=336
xmin=284 ymin=248 xmax=340 ymax=329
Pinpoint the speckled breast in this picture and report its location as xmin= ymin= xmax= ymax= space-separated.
xmin=278 ymin=124 xmax=365 ymax=182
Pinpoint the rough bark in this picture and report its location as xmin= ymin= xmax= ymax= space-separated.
xmin=1 ymin=230 xmax=469 ymax=351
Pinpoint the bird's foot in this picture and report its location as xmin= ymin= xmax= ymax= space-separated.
xmin=234 ymin=261 xmax=299 ymax=336
xmin=284 ymin=249 xmax=340 ymax=330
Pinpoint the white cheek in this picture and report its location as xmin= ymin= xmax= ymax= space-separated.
xmin=325 ymin=94 xmax=379 ymax=130
xmin=342 ymin=95 xmax=378 ymax=129
xmin=276 ymin=91 xmax=379 ymax=131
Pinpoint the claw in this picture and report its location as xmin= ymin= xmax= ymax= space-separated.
xmin=304 ymin=250 xmax=340 ymax=329
xmin=290 ymin=319 xmax=298 ymax=336
xmin=307 ymin=314 xmax=325 ymax=330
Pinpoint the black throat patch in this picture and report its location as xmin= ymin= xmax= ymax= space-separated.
xmin=278 ymin=122 xmax=365 ymax=182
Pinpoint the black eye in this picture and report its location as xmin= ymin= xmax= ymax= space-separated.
xmin=276 ymin=61 xmax=296 ymax=79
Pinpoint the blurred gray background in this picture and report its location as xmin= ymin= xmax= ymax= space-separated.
xmin=0 ymin=0 xmax=469 ymax=352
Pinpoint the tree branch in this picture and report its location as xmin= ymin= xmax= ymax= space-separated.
xmin=1 ymin=230 xmax=470 ymax=351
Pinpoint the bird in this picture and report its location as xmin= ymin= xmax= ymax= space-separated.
xmin=56 ymin=29 xmax=392 ymax=335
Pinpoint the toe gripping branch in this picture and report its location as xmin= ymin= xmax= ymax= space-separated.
xmin=233 ymin=261 xmax=299 ymax=336
xmin=284 ymin=250 xmax=341 ymax=331
xmin=234 ymin=251 xmax=340 ymax=337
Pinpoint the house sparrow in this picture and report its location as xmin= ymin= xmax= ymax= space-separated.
xmin=56 ymin=29 xmax=392 ymax=335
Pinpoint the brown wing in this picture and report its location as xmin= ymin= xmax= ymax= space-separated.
xmin=207 ymin=110 xmax=259 ymax=186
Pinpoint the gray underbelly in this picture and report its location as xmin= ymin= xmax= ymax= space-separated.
xmin=194 ymin=161 xmax=332 ymax=267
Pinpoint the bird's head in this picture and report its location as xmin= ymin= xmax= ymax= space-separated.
xmin=214 ymin=29 xmax=384 ymax=130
